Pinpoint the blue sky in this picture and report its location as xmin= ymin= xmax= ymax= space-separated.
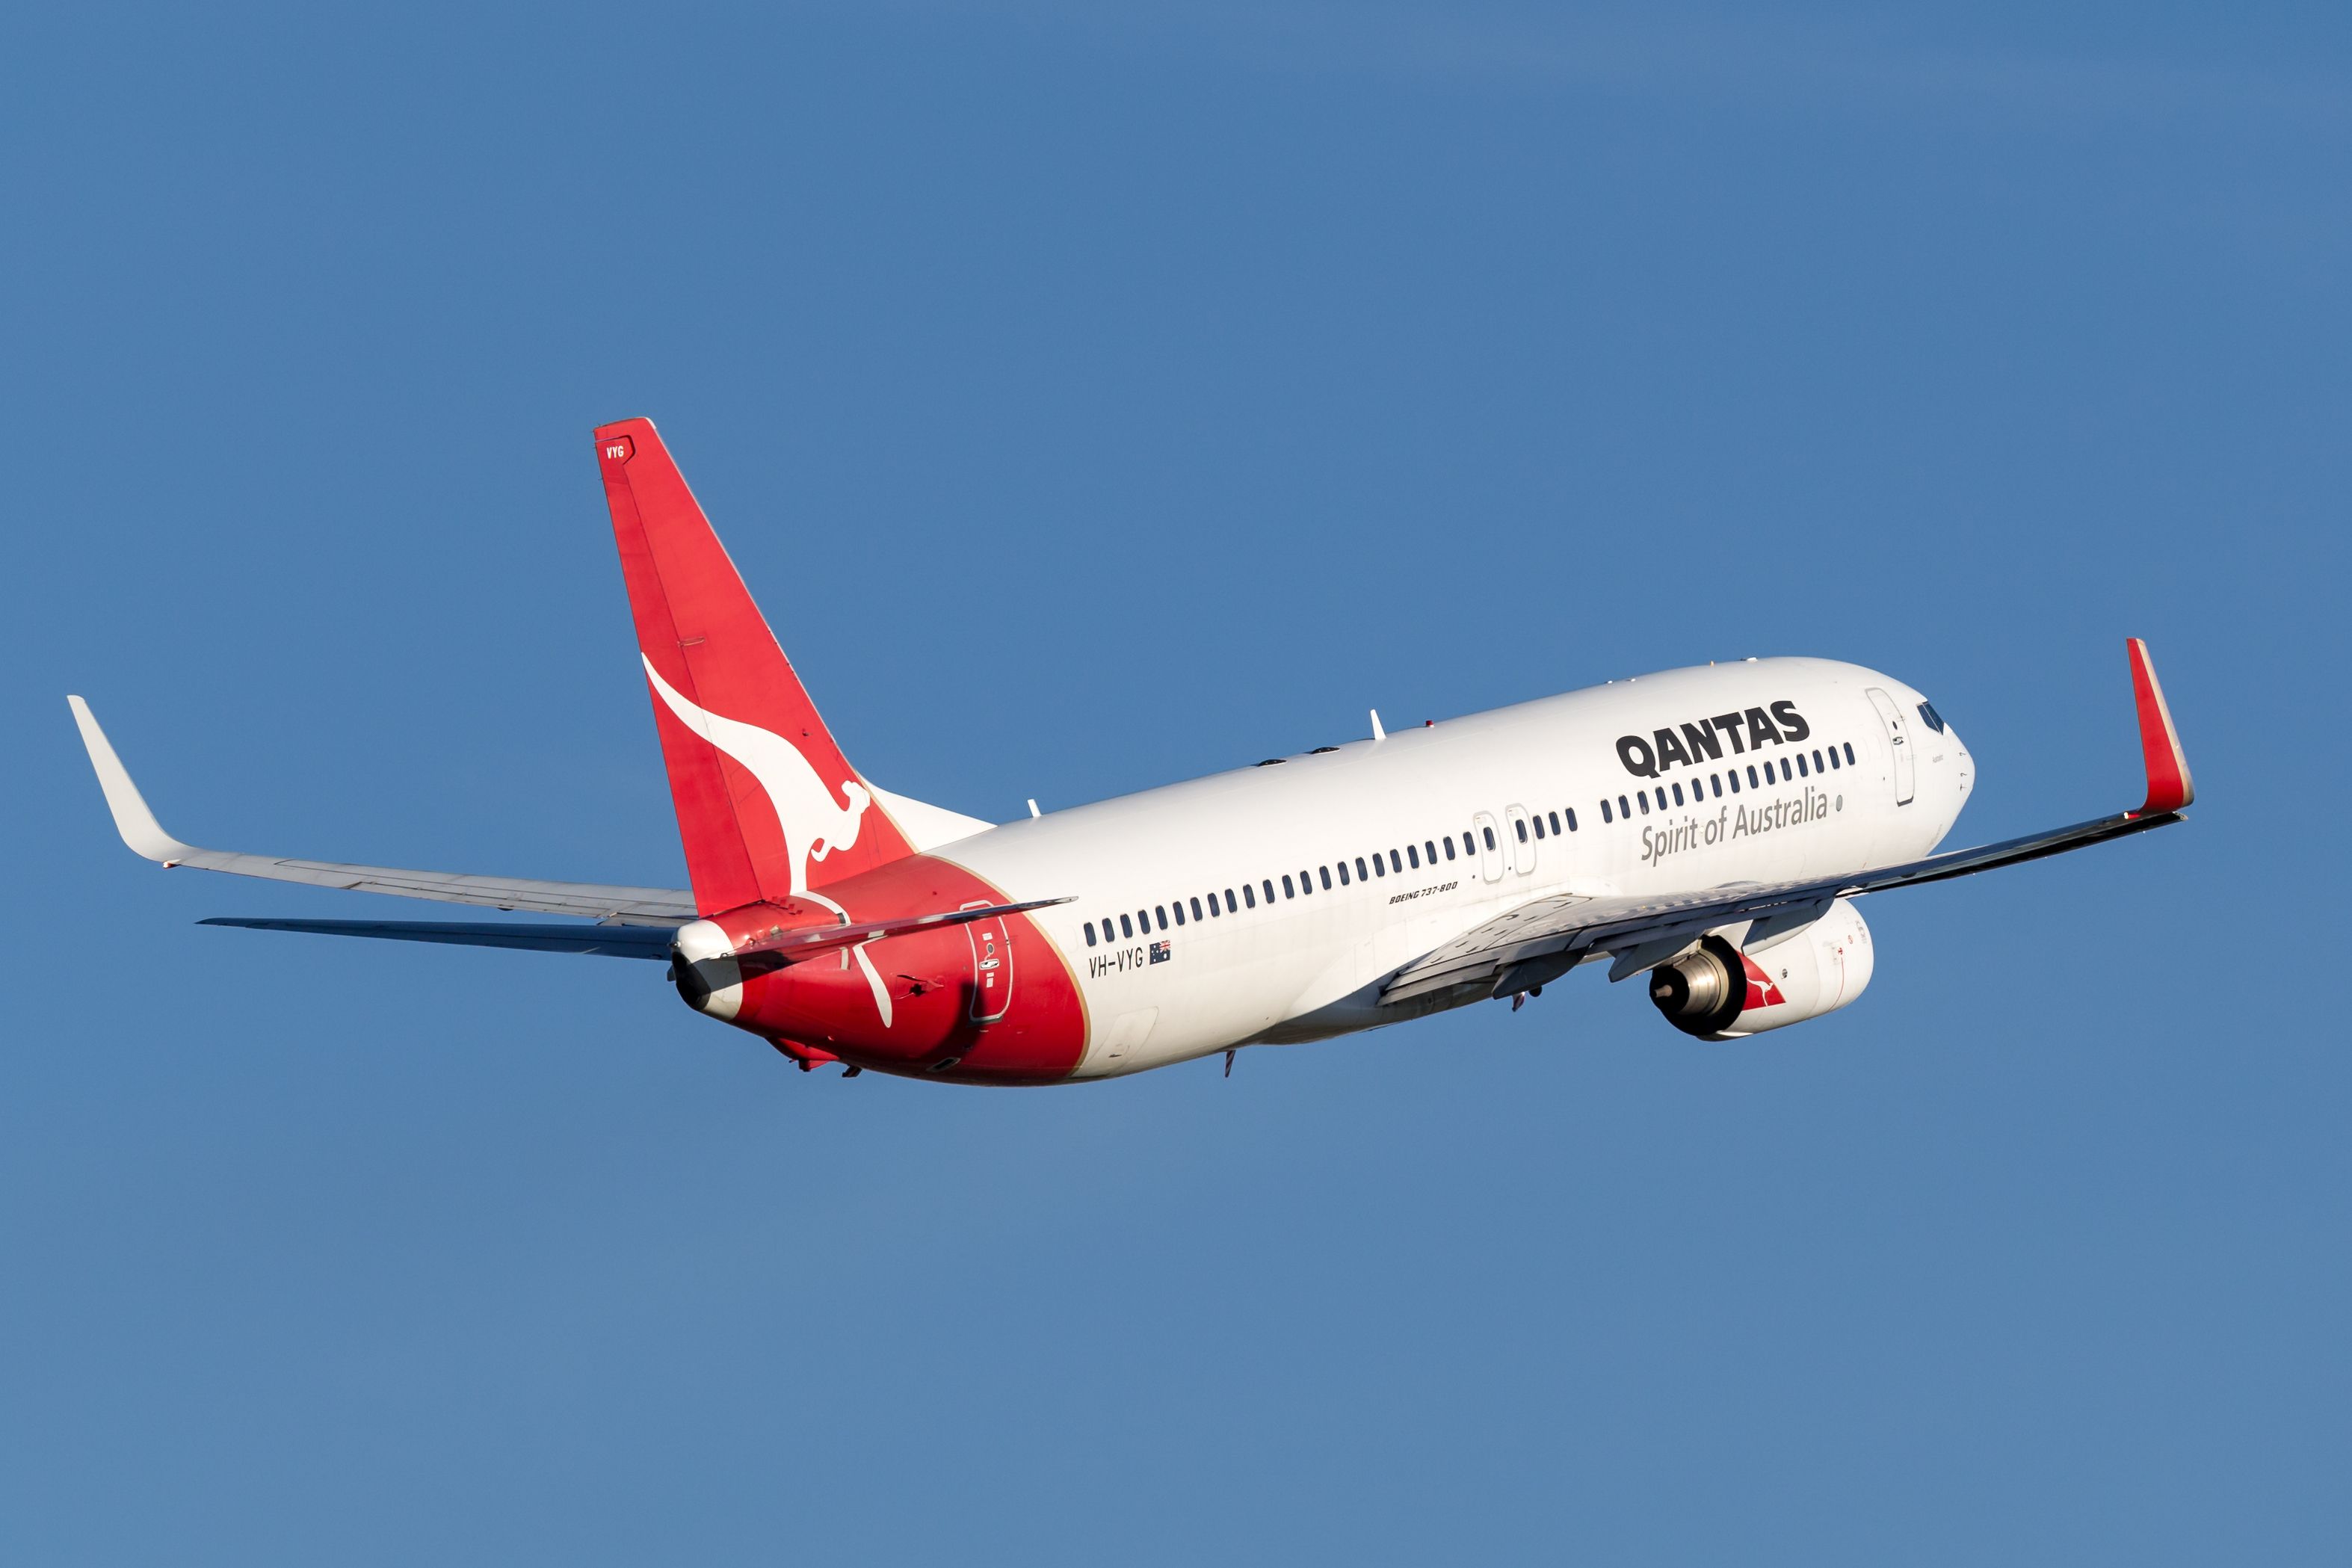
xmin=4 ymin=3 xmax=2347 ymax=1562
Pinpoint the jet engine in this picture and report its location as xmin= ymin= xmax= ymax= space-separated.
xmin=1646 ymin=898 xmax=1874 ymax=1040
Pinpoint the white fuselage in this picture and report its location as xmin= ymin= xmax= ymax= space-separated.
xmin=933 ymin=658 xmax=1972 ymax=1076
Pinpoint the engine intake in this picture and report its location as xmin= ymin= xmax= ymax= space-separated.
xmin=1647 ymin=898 xmax=1874 ymax=1040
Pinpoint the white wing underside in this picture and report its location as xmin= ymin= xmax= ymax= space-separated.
xmin=68 ymin=697 xmax=990 ymax=926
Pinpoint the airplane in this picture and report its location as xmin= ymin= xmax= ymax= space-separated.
xmin=68 ymin=419 xmax=2196 ymax=1085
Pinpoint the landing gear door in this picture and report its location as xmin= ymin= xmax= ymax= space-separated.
xmin=1472 ymin=811 xmax=1504 ymax=883
xmin=1865 ymin=687 xmax=1916 ymax=806
xmin=963 ymin=901 xmax=1013 ymax=1023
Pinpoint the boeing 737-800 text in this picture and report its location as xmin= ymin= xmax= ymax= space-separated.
xmin=70 ymin=419 xmax=2195 ymax=1084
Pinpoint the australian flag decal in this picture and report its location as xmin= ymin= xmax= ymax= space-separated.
xmin=1149 ymin=940 xmax=1172 ymax=964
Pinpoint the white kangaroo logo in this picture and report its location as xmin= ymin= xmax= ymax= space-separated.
xmin=641 ymin=655 xmax=894 ymax=1027
xmin=642 ymin=655 xmax=872 ymax=897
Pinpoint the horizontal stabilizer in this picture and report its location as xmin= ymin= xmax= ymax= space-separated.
xmin=729 ymin=896 xmax=1074 ymax=960
xmin=68 ymin=696 xmax=695 ymax=925
xmin=200 ymin=918 xmax=676 ymax=958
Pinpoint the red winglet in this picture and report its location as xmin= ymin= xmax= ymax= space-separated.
xmin=2126 ymin=638 xmax=2194 ymax=815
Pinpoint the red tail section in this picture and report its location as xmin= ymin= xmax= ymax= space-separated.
xmin=594 ymin=419 xmax=912 ymax=916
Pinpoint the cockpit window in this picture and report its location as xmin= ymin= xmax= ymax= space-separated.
xmin=1916 ymin=700 xmax=1947 ymax=734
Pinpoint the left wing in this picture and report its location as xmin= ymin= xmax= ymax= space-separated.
xmin=1383 ymin=638 xmax=2194 ymax=1006
xmin=70 ymin=696 xmax=697 ymax=925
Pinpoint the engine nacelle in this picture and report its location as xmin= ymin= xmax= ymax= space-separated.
xmin=1646 ymin=898 xmax=1875 ymax=1040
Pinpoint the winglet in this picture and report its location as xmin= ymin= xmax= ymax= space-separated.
xmin=67 ymin=697 xmax=199 ymax=863
xmin=2125 ymin=638 xmax=2194 ymax=815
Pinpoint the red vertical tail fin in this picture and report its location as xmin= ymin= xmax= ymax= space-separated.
xmin=594 ymin=419 xmax=912 ymax=916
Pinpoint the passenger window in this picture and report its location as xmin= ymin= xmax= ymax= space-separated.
xmin=1844 ymin=741 xmax=1856 ymax=766
xmin=1407 ymin=844 xmax=1422 ymax=868
xmin=1283 ymin=874 xmax=1295 ymax=898
xmin=1828 ymin=746 xmax=1840 ymax=770
xmin=1442 ymin=837 xmax=1456 ymax=859
xmin=1338 ymin=862 xmax=1351 ymax=886
xmin=1137 ymin=910 xmax=1149 ymax=933
xmin=1084 ymin=921 xmax=1097 ymax=946
xmin=1729 ymin=769 xmax=1741 ymax=794
xmin=1797 ymin=753 xmax=1809 ymax=778
xmin=1389 ymin=851 xmax=1402 ymax=874
xmin=1206 ymin=894 xmax=1220 ymax=919
xmin=1747 ymin=764 xmax=1759 ymax=788
xmin=1638 ymin=791 xmax=1650 ymax=815
xmin=1463 ymin=832 xmax=1477 ymax=856
xmin=1155 ymin=906 xmax=1167 ymax=930
xmin=1262 ymin=879 xmax=1275 ymax=904
xmin=1320 ymin=866 xmax=1333 ymax=889
xmin=1670 ymin=782 xmax=1684 ymax=806
xmin=1355 ymin=856 xmax=1369 ymax=880
xmin=1224 ymin=889 xmax=1238 ymax=913
xmin=1243 ymin=884 xmax=1256 ymax=908
xmin=1600 ymin=798 xmax=1612 ymax=824
xmin=1372 ymin=855 xmax=1386 ymax=878
xmin=1512 ymin=818 xmax=1526 ymax=844
xmin=1481 ymin=826 xmax=1496 ymax=851
xmin=1617 ymin=794 xmax=1630 ymax=818
xmin=1566 ymin=807 xmax=1578 ymax=831
xmin=1425 ymin=840 xmax=1437 ymax=863
xmin=1191 ymin=896 xmax=1204 ymax=921
xmin=1119 ymin=913 xmax=1134 ymax=939
xmin=1532 ymin=815 xmax=1546 ymax=841
xmin=1173 ymin=902 xmax=1186 ymax=927
xmin=1548 ymin=811 xmax=1561 ymax=836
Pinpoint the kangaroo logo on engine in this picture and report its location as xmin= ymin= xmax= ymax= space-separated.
xmin=1617 ymin=701 xmax=1811 ymax=779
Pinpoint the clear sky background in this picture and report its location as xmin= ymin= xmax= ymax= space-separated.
xmin=4 ymin=3 xmax=2346 ymax=1563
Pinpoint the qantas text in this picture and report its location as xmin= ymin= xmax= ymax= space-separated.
xmin=1617 ymin=701 xmax=1811 ymax=779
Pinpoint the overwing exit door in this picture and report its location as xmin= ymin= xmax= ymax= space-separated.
xmin=1472 ymin=811 xmax=1504 ymax=882
xmin=963 ymin=902 xmax=1013 ymax=1023
xmin=1504 ymin=806 xmax=1536 ymax=875
xmin=1865 ymin=688 xmax=1916 ymax=806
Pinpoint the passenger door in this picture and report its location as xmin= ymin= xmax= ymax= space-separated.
xmin=1864 ymin=688 xmax=1916 ymax=806
xmin=963 ymin=902 xmax=1013 ymax=1022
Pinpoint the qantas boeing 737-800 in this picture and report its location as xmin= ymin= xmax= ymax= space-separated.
xmin=70 ymin=419 xmax=2195 ymax=1084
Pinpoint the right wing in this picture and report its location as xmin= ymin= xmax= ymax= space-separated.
xmin=1383 ymin=637 xmax=2195 ymax=1005
xmin=69 ymin=696 xmax=697 ymax=927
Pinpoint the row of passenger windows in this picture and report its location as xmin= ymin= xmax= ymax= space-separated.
xmin=1596 ymin=741 xmax=1858 ymax=823
xmin=1083 ymin=824 xmax=1514 ymax=947
xmin=1079 ymin=740 xmax=1859 ymax=948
